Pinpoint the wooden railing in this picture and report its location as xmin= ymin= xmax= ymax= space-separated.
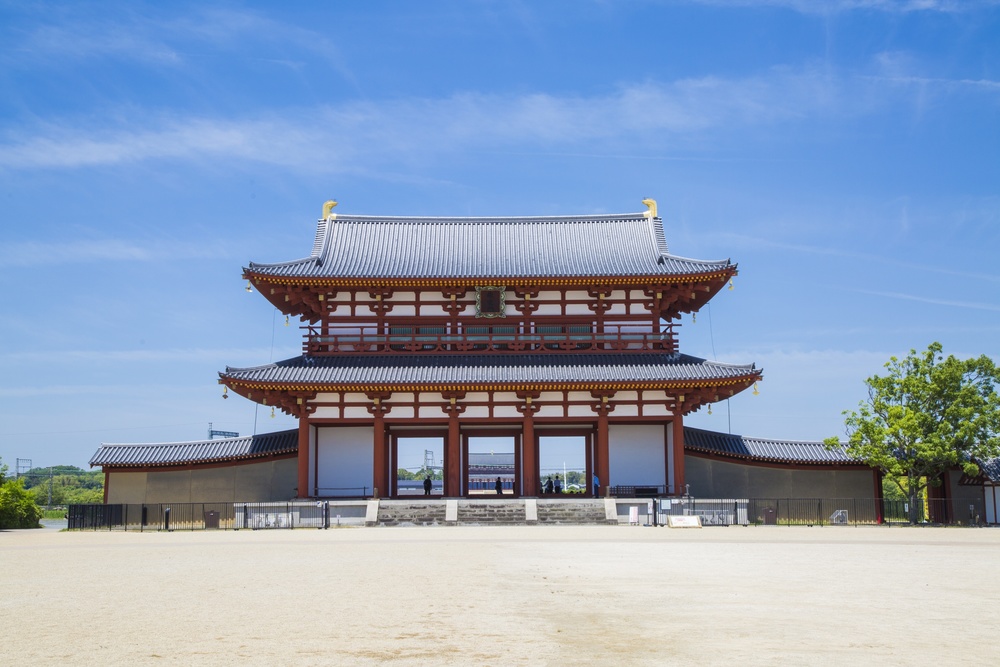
xmin=303 ymin=324 xmax=677 ymax=355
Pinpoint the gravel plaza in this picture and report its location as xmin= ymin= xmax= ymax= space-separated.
xmin=3 ymin=524 xmax=999 ymax=666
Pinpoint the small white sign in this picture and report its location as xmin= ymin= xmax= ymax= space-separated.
xmin=667 ymin=515 xmax=702 ymax=528
xmin=628 ymin=506 xmax=639 ymax=524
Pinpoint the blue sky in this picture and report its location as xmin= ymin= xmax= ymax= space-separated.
xmin=1 ymin=0 xmax=997 ymax=469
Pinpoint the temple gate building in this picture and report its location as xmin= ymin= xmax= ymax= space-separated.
xmin=220 ymin=198 xmax=765 ymax=500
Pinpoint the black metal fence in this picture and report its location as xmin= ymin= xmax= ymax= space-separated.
xmin=649 ymin=497 xmax=989 ymax=527
xmin=68 ymin=495 xmax=991 ymax=531
xmin=67 ymin=501 xmax=367 ymax=531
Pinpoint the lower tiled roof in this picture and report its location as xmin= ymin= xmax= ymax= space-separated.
xmin=90 ymin=426 xmax=857 ymax=469
xmin=220 ymin=353 xmax=759 ymax=388
xmin=684 ymin=427 xmax=860 ymax=465
xmin=90 ymin=429 xmax=297 ymax=468
xmin=979 ymin=457 xmax=1000 ymax=483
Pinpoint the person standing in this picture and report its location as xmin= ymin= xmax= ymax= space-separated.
xmin=593 ymin=473 xmax=600 ymax=498
xmin=423 ymin=476 xmax=432 ymax=496
xmin=495 ymin=476 xmax=503 ymax=495
xmin=554 ymin=475 xmax=562 ymax=494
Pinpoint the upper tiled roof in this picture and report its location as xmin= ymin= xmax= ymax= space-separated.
xmin=684 ymin=427 xmax=860 ymax=464
xmin=220 ymin=353 xmax=759 ymax=389
xmin=246 ymin=213 xmax=733 ymax=280
xmin=90 ymin=429 xmax=297 ymax=468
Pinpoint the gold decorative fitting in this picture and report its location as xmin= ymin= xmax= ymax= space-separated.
xmin=222 ymin=387 xmax=228 ymax=399
xmin=707 ymin=404 xmax=712 ymax=415
xmin=728 ymin=279 xmax=735 ymax=291
xmin=284 ymin=315 xmax=289 ymax=326
xmin=270 ymin=407 xmax=275 ymax=418
xmin=641 ymin=198 xmax=658 ymax=218
xmin=678 ymin=394 xmax=685 ymax=402
xmin=322 ymin=200 xmax=338 ymax=219
xmin=245 ymin=281 xmax=252 ymax=293
xmin=692 ymin=313 xmax=697 ymax=324
xmin=753 ymin=383 xmax=760 ymax=396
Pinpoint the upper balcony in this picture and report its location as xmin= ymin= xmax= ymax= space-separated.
xmin=303 ymin=322 xmax=678 ymax=356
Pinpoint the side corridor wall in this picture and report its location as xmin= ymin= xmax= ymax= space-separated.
xmin=106 ymin=457 xmax=297 ymax=504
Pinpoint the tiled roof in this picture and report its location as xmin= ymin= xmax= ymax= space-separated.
xmin=980 ymin=457 xmax=1000 ymax=483
xmin=220 ymin=353 xmax=759 ymax=389
xmin=684 ymin=427 xmax=861 ymax=465
xmin=90 ymin=429 xmax=297 ymax=468
xmin=246 ymin=212 xmax=733 ymax=280
xmin=89 ymin=426 xmax=857 ymax=469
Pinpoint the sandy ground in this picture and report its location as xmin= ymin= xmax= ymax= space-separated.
xmin=2 ymin=525 xmax=998 ymax=666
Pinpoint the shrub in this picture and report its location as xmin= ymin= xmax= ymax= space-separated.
xmin=0 ymin=478 xmax=43 ymax=529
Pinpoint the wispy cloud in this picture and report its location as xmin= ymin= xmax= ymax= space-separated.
xmin=0 ymin=347 xmax=285 ymax=365
xmin=0 ymin=65 xmax=924 ymax=172
xmin=3 ymin=6 xmax=355 ymax=83
xmin=860 ymin=289 xmax=1000 ymax=312
xmin=716 ymin=233 xmax=1000 ymax=283
xmin=686 ymin=0 xmax=1000 ymax=13
xmin=0 ymin=239 xmax=230 ymax=267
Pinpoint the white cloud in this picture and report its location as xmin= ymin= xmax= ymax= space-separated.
xmin=685 ymin=0 xmax=1000 ymax=13
xmin=859 ymin=289 xmax=1000 ymax=312
xmin=0 ymin=347 xmax=280 ymax=365
xmin=0 ymin=239 xmax=229 ymax=267
xmin=0 ymin=66 xmax=878 ymax=171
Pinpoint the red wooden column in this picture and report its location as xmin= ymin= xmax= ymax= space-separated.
xmin=517 ymin=392 xmax=541 ymax=496
xmin=672 ymin=411 xmax=686 ymax=496
xmin=591 ymin=391 xmax=614 ymax=496
xmin=297 ymin=417 xmax=310 ymax=498
xmin=442 ymin=392 xmax=466 ymax=497
xmin=366 ymin=393 xmax=391 ymax=498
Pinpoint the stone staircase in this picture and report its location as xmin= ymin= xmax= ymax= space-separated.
xmin=371 ymin=498 xmax=615 ymax=526
xmin=456 ymin=499 xmax=526 ymax=525
xmin=375 ymin=500 xmax=448 ymax=526
xmin=536 ymin=499 xmax=612 ymax=525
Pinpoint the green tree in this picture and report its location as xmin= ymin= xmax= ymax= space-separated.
xmin=0 ymin=459 xmax=42 ymax=529
xmin=826 ymin=343 xmax=1000 ymax=524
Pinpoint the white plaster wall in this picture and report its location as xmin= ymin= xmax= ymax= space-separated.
xmin=643 ymin=404 xmax=672 ymax=417
xmin=463 ymin=405 xmax=490 ymax=418
xmin=535 ymin=303 xmax=561 ymax=315
xmin=567 ymin=405 xmax=594 ymax=417
xmin=565 ymin=303 xmax=591 ymax=316
xmin=534 ymin=404 xmax=563 ymax=418
xmin=493 ymin=405 xmax=521 ymax=419
xmin=609 ymin=424 xmax=666 ymax=487
xmin=390 ymin=305 xmax=416 ymax=316
xmin=343 ymin=406 xmax=371 ymax=419
xmin=316 ymin=426 xmax=374 ymax=496
xmin=311 ymin=406 xmax=340 ymax=419
xmin=614 ymin=404 xmax=639 ymax=417
xmin=420 ymin=304 xmax=449 ymax=317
